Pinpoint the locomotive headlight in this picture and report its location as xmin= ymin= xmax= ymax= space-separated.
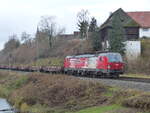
xmin=107 ymin=65 xmax=111 ymax=69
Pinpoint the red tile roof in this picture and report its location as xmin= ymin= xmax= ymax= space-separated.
xmin=127 ymin=12 xmax=150 ymax=28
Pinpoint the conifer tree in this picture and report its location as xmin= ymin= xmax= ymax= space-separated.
xmin=109 ymin=13 xmax=126 ymax=55
xmin=77 ymin=9 xmax=89 ymax=39
xmin=89 ymin=17 xmax=97 ymax=32
xmin=89 ymin=17 xmax=102 ymax=51
xmin=91 ymin=31 xmax=102 ymax=51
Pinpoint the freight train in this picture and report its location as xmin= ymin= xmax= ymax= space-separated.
xmin=0 ymin=52 xmax=124 ymax=78
xmin=64 ymin=52 xmax=124 ymax=78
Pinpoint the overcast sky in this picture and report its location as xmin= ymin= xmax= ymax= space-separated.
xmin=0 ymin=0 xmax=150 ymax=49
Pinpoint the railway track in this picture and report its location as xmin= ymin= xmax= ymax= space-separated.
xmin=116 ymin=76 xmax=150 ymax=83
xmin=80 ymin=77 xmax=150 ymax=92
xmin=76 ymin=75 xmax=150 ymax=84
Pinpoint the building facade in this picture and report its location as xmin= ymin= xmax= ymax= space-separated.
xmin=100 ymin=8 xmax=140 ymax=50
xmin=127 ymin=12 xmax=150 ymax=38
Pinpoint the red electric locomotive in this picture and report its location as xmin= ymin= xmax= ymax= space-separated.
xmin=64 ymin=52 xmax=124 ymax=78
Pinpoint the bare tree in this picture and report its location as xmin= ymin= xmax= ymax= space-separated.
xmin=77 ymin=9 xmax=90 ymax=39
xmin=3 ymin=34 xmax=20 ymax=53
xmin=38 ymin=16 xmax=56 ymax=48
xmin=21 ymin=32 xmax=32 ymax=47
xmin=38 ymin=16 xmax=65 ymax=48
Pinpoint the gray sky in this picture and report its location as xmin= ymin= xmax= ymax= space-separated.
xmin=0 ymin=0 xmax=150 ymax=49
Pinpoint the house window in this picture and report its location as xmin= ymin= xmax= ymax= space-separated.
xmin=142 ymin=28 xmax=149 ymax=31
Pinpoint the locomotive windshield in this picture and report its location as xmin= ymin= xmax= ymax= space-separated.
xmin=106 ymin=53 xmax=123 ymax=62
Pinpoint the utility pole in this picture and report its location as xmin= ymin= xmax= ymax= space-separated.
xmin=36 ymin=27 xmax=41 ymax=72
xmin=8 ymin=53 xmax=12 ymax=74
xmin=36 ymin=39 xmax=39 ymax=72
xmin=86 ymin=26 xmax=88 ymax=39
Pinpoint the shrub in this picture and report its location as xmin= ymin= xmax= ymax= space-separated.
xmin=110 ymin=89 xmax=141 ymax=105
xmin=9 ymin=76 xmax=29 ymax=89
xmin=122 ymin=93 xmax=150 ymax=111
xmin=0 ymin=85 xmax=11 ymax=97
xmin=20 ymin=103 xmax=30 ymax=112
xmin=126 ymin=57 xmax=150 ymax=75
xmin=0 ymin=71 xmax=29 ymax=98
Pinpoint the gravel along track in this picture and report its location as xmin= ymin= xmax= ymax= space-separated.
xmin=116 ymin=77 xmax=150 ymax=83
xmin=80 ymin=77 xmax=150 ymax=92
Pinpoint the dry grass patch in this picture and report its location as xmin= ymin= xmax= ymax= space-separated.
xmin=122 ymin=93 xmax=150 ymax=111
xmin=110 ymin=89 xmax=141 ymax=105
xmin=125 ymin=39 xmax=150 ymax=75
xmin=0 ymin=71 xmax=29 ymax=98
xmin=0 ymin=71 xmax=150 ymax=113
xmin=111 ymin=89 xmax=150 ymax=112
xmin=9 ymin=73 xmax=108 ymax=112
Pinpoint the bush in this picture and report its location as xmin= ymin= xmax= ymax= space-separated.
xmin=122 ymin=93 xmax=150 ymax=111
xmin=0 ymin=86 xmax=11 ymax=97
xmin=0 ymin=71 xmax=29 ymax=98
xmin=141 ymin=39 xmax=150 ymax=57
xmin=126 ymin=57 xmax=150 ymax=75
xmin=110 ymin=89 xmax=141 ymax=105
xmin=9 ymin=76 xmax=29 ymax=89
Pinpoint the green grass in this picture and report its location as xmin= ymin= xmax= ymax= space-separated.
xmin=0 ymin=85 xmax=11 ymax=97
xmin=104 ymin=87 xmax=120 ymax=97
xmin=20 ymin=103 xmax=55 ymax=113
xmin=71 ymin=105 xmax=122 ymax=113
xmin=8 ymin=76 xmax=29 ymax=89
xmin=0 ymin=71 xmax=29 ymax=98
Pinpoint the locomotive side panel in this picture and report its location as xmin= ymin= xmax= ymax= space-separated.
xmin=96 ymin=56 xmax=108 ymax=70
xmin=87 ymin=57 xmax=97 ymax=69
xmin=64 ymin=58 xmax=70 ymax=68
xmin=69 ymin=58 xmax=77 ymax=68
xmin=76 ymin=57 xmax=89 ymax=69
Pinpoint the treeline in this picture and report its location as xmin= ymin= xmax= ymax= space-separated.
xmin=76 ymin=9 xmax=125 ymax=54
xmin=0 ymin=9 xmax=126 ymax=65
xmin=0 ymin=16 xmax=66 ymax=64
xmin=77 ymin=9 xmax=102 ymax=51
xmin=0 ymin=10 xmax=103 ymax=65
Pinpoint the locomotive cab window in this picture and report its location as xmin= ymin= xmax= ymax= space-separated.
xmin=106 ymin=53 xmax=123 ymax=62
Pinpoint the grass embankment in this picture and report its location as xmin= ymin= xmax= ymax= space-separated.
xmin=29 ymin=57 xmax=64 ymax=66
xmin=121 ymin=73 xmax=150 ymax=79
xmin=0 ymin=71 xmax=149 ymax=113
xmin=73 ymin=105 xmax=123 ymax=113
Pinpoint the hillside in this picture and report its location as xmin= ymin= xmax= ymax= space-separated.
xmin=0 ymin=37 xmax=93 ymax=66
xmin=0 ymin=71 xmax=149 ymax=113
xmin=0 ymin=31 xmax=150 ymax=75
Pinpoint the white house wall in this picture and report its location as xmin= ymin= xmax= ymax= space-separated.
xmin=102 ymin=40 xmax=141 ymax=60
xmin=125 ymin=41 xmax=141 ymax=60
xmin=140 ymin=28 xmax=150 ymax=38
xmin=102 ymin=41 xmax=109 ymax=50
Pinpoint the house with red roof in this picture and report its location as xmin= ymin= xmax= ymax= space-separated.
xmin=100 ymin=8 xmax=142 ymax=58
xmin=100 ymin=8 xmax=140 ymax=49
xmin=127 ymin=11 xmax=150 ymax=38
